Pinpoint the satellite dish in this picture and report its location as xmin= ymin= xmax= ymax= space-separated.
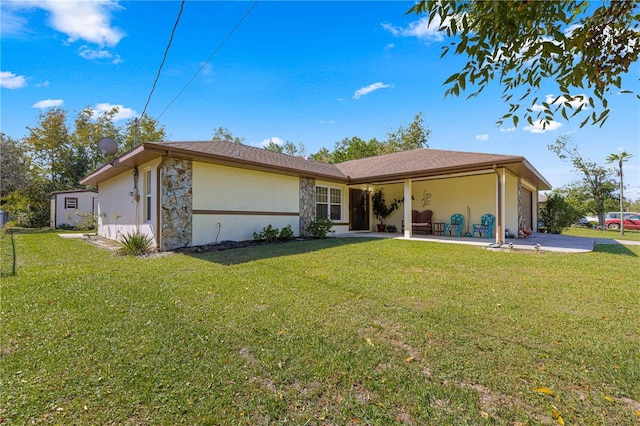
xmin=98 ymin=137 xmax=118 ymax=157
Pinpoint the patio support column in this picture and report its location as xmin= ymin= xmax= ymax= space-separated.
xmin=494 ymin=167 xmax=506 ymax=244
xmin=404 ymin=179 xmax=412 ymax=238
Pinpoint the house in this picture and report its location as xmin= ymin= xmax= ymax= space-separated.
xmin=49 ymin=189 xmax=98 ymax=229
xmin=80 ymin=140 xmax=551 ymax=251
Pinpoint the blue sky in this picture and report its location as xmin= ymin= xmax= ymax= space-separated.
xmin=2 ymin=0 xmax=639 ymax=199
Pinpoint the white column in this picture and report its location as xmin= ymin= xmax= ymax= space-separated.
xmin=404 ymin=179 xmax=412 ymax=238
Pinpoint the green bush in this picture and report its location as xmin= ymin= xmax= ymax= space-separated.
xmin=540 ymin=193 xmax=575 ymax=234
xmin=253 ymin=224 xmax=280 ymax=242
xmin=307 ymin=218 xmax=333 ymax=238
xmin=279 ymin=225 xmax=294 ymax=240
xmin=118 ymin=232 xmax=154 ymax=256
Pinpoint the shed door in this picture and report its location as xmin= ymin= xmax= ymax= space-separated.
xmin=522 ymin=188 xmax=533 ymax=230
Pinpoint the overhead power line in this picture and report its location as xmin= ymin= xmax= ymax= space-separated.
xmin=141 ymin=0 xmax=186 ymax=120
xmin=156 ymin=0 xmax=260 ymax=120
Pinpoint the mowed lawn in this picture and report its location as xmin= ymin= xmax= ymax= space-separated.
xmin=1 ymin=231 xmax=639 ymax=425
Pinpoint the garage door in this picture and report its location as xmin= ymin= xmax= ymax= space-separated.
xmin=522 ymin=188 xmax=532 ymax=230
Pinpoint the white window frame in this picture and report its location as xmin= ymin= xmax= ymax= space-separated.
xmin=64 ymin=197 xmax=78 ymax=209
xmin=315 ymin=186 xmax=342 ymax=221
xmin=145 ymin=169 xmax=152 ymax=222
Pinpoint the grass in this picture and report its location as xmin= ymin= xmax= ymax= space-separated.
xmin=563 ymin=225 xmax=640 ymax=242
xmin=1 ymin=231 xmax=639 ymax=425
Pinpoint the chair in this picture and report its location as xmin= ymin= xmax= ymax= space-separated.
xmin=411 ymin=209 xmax=433 ymax=235
xmin=472 ymin=213 xmax=495 ymax=239
xmin=444 ymin=213 xmax=464 ymax=237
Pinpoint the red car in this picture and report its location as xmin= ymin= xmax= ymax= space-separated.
xmin=606 ymin=214 xmax=640 ymax=230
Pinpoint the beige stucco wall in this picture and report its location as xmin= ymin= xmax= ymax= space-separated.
xmin=97 ymin=159 xmax=159 ymax=244
xmin=52 ymin=191 xmax=97 ymax=228
xmin=192 ymin=162 xmax=301 ymax=244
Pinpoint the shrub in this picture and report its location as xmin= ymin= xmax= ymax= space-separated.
xmin=307 ymin=218 xmax=333 ymax=238
xmin=540 ymin=193 xmax=575 ymax=234
xmin=279 ymin=225 xmax=294 ymax=240
xmin=118 ymin=232 xmax=154 ymax=256
xmin=65 ymin=210 xmax=98 ymax=231
xmin=253 ymin=224 xmax=279 ymax=242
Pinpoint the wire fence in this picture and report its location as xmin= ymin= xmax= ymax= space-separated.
xmin=1 ymin=227 xmax=17 ymax=276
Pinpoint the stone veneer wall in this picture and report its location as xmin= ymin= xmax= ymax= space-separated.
xmin=299 ymin=177 xmax=316 ymax=236
xmin=517 ymin=177 xmax=523 ymax=231
xmin=161 ymin=158 xmax=193 ymax=251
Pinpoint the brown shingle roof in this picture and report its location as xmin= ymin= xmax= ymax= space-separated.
xmin=336 ymin=148 xmax=524 ymax=182
xmin=81 ymin=140 xmax=550 ymax=190
xmin=157 ymin=140 xmax=346 ymax=180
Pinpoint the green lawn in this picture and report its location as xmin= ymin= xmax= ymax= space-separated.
xmin=563 ymin=225 xmax=640 ymax=242
xmin=2 ymin=231 xmax=639 ymax=425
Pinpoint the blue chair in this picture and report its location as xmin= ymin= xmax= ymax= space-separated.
xmin=444 ymin=213 xmax=464 ymax=237
xmin=472 ymin=214 xmax=495 ymax=239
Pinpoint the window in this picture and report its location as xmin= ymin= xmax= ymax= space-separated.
xmin=64 ymin=197 xmax=78 ymax=209
xmin=145 ymin=169 xmax=152 ymax=222
xmin=316 ymin=186 xmax=341 ymax=221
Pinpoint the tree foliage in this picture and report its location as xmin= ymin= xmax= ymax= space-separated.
xmin=2 ymin=108 xmax=166 ymax=227
xmin=548 ymin=136 xmax=616 ymax=227
xmin=121 ymin=114 xmax=167 ymax=151
xmin=319 ymin=112 xmax=430 ymax=163
xmin=539 ymin=193 xmax=575 ymax=234
xmin=212 ymin=126 xmax=245 ymax=144
xmin=408 ymin=1 xmax=640 ymax=128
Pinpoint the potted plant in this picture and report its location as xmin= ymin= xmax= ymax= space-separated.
xmin=371 ymin=189 xmax=402 ymax=232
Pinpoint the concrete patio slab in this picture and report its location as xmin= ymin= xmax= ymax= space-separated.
xmin=334 ymin=231 xmax=637 ymax=253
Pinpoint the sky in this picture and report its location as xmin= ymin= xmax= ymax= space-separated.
xmin=1 ymin=0 xmax=639 ymax=199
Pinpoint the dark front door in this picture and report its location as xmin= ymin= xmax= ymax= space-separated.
xmin=350 ymin=189 xmax=369 ymax=231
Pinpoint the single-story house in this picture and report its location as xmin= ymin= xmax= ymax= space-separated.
xmin=49 ymin=189 xmax=98 ymax=229
xmin=80 ymin=140 xmax=551 ymax=251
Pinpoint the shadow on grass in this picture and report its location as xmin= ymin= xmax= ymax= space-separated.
xmin=179 ymin=237 xmax=374 ymax=265
xmin=593 ymin=243 xmax=639 ymax=257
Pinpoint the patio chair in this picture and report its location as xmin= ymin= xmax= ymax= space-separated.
xmin=472 ymin=213 xmax=495 ymax=239
xmin=444 ymin=213 xmax=464 ymax=237
xmin=411 ymin=209 xmax=433 ymax=235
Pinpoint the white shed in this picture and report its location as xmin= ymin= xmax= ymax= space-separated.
xmin=49 ymin=190 xmax=98 ymax=229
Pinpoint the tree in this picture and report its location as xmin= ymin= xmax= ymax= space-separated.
xmin=212 ymin=126 xmax=244 ymax=144
xmin=606 ymin=151 xmax=633 ymax=236
xmin=24 ymin=108 xmax=72 ymax=188
xmin=121 ymin=115 xmax=166 ymax=151
xmin=383 ymin=112 xmax=430 ymax=153
xmin=553 ymin=182 xmax=618 ymax=220
xmin=0 ymin=133 xmax=31 ymax=200
xmin=409 ymin=1 xmax=640 ymax=128
xmin=73 ymin=106 xmax=121 ymax=176
xmin=313 ymin=112 xmax=431 ymax=163
xmin=548 ymin=136 xmax=616 ymax=229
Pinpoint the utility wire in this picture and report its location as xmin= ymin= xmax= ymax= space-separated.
xmin=141 ymin=0 xmax=186 ymax=120
xmin=156 ymin=0 xmax=259 ymax=120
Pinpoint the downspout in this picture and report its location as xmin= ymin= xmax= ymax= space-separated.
xmin=492 ymin=165 xmax=504 ymax=244
xmin=156 ymin=154 xmax=169 ymax=250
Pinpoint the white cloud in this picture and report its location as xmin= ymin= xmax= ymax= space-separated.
xmin=318 ymin=120 xmax=335 ymax=125
xmin=381 ymin=16 xmax=448 ymax=42
xmin=0 ymin=7 xmax=29 ymax=36
xmin=92 ymin=103 xmax=136 ymax=121
xmin=3 ymin=0 xmax=125 ymax=46
xmin=523 ymin=120 xmax=563 ymax=134
xmin=79 ymin=46 xmax=121 ymax=63
xmin=0 ymin=71 xmax=27 ymax=89
xmin=36 ymin=80 xmax=50 ymax=87
xmin=500 ymin=127 xmax=516 ymax=133
xmin=475 ymin=134 xmax=489 ymax=141
xmin=353 ymin=82 xmax=393 ymax=99
xmin=32 ymin=98 xmax=64 ymax=108
xmin=258 ymin=137 xmax=284 ymax=148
